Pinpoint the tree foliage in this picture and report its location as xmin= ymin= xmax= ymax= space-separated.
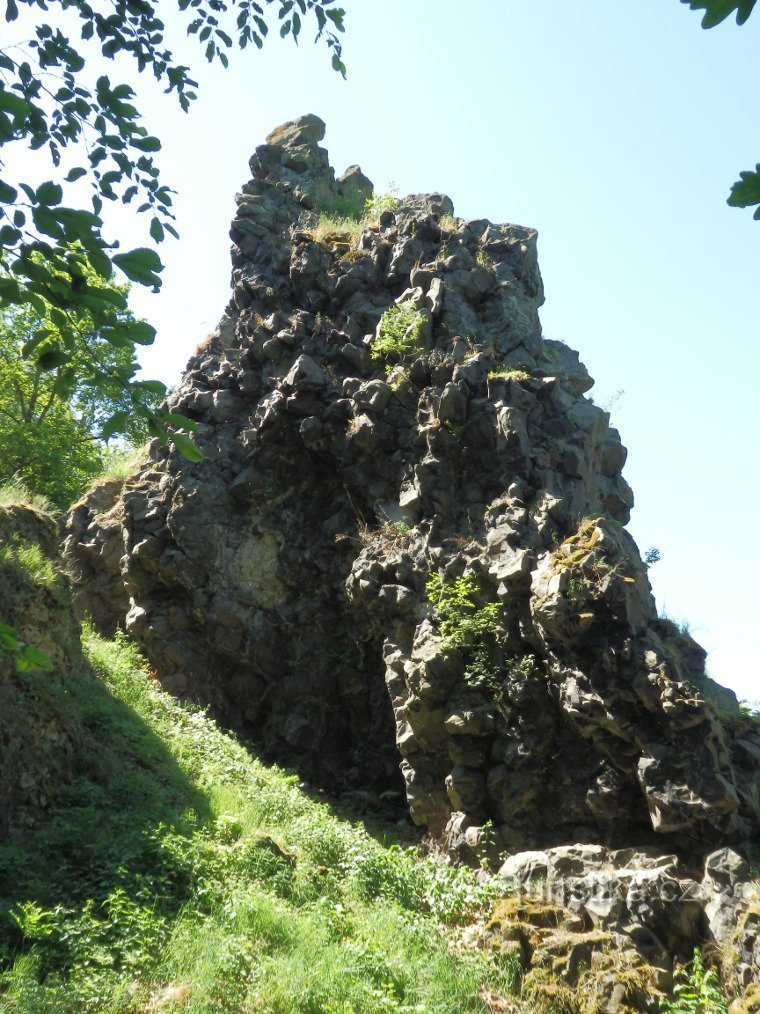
xmin=0 ymin=272 xmax=161 ymax=508
xmin=682 ymin=0 xmax=759 ymax=218
xmin=0 ymin=0 xmax=346 ymax=454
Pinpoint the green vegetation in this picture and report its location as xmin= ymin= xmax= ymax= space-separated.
xmin=660 ymin=948 xmax=728 ymax=1013
xmin=371 ymin=301 xmax=427 ymax=363
xmin=0 ymin=623 xmax=54 ymax=674
xmin=487 ymin=369 xmax=532 ymax=383
xmin=0 ymin=2 xmax=345 ymax=456
xmin=644 ymin=546 xmax=662 ymax=567
xmin=0 ymin=476 xmax=55 ymax=515
xmin=0 ymin=288 xmax=162 ymax=509
xmin=426 ymin=574 xmax=503 ymax=689
xmin=426 ymin=574 xmax=501 ymax=655
xmin=364 ymin=189 xmax=401 ymax=218
xmin=310 ymin=189 xmax=401 ymax=255
xmin=88 ymin=444 xmax=148 ymax=490
xmin=0 ymin=534 xmax=60 ymax=594
xmin=425 ymin=575 xmax=538 ymax=694
xmin=0 ymin=628 xmax=519 ymax=1011
xmin=475 ymin=249 xmax=495 ymax=271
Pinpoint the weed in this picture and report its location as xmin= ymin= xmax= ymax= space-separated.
xmin=426 ymin=574 xmax=501 ymax=655
xmin=323 ymin=190 xmax=367 ymax=221
xmin=357 ymin=519 xmax=413 ymax=552
xmin=387 ymin=365 xmax=410 ymax=391
xmin=659 ymin=948 xmax=727 ymax=1013
xmin=439 ymin=213 xmax=459 ymax=233
xmin=371 ymin=300 xmax=427 ymax=362
xmin=93 ymin=443 xmax=147 ymax=486
xmin=601 ymin=387 xmax=625 ymax=413
xmin=364 ymin=187 xmax=400 ymax=218
xmin=476 ymin=249 xmax=495 ymax=271
xmin=444 ymin=420 xmax=468 ymax=440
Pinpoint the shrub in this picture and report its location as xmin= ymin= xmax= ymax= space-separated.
xmin=371 ymin=300 xmax=427 ymax=361
xmin=426 ymin=574 xmax=501 ymax=654
xmin=364 ymin=188 xmax=400 ymax=218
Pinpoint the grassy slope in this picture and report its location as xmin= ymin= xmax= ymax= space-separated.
xmin=0 ymin=630 xmax=519 ymax=1013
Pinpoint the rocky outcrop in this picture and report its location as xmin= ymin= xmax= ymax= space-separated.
xmin=64 ymin=114 xmax=760 ymax=863
xmin=64 ymin=476 xmax=132 ymax=634
xmin=0 ymin=505 xmax=82 ymax=839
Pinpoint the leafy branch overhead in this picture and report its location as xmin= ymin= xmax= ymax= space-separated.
xmin=0 ymin=0 xmax=346 ymax=454
xmin=682 ymin=0 xmax=759 ymax=219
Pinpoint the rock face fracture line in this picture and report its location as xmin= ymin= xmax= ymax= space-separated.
xmin=63 ymin=116 xmax=760 ymax=993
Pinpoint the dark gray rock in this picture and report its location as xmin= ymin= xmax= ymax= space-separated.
xmin=64 ymin=116 xmax=760 ymax=868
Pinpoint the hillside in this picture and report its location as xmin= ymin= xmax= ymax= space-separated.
xmin=4 ymin=112 xmax=760 ymax=1012
xmin=1 ymin=624 xmax=518 ymax=1011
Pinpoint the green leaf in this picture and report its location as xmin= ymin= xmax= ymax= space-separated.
xmin=162 ymin=411 xmax=197 ymax=431
xmin=65 ymin=167 xmax=87 ymax=182
xmin=728 ymin=165 xmax=760 ymax=218
xmin=102 ymin=410 xmax=130 ymax=439
xmin=132 ymin=136 xmax=161 ymax=152
xmin=87 ymin=247 xmax=112 ymax=281
xmin=172 ymin=431 xmax=204 ymax=462
xmin=681 ymin=0 xmax=757 ymax=26
xmin=134 ymin=379 xmax=167 ymax=396
xmin=17 ymin=646 xmax=54 ymax=672
xmin=37 ymin=348 xmax=67 ymax=370
xmin=112 ymin=247 xmax=163 ymax=287
xmin=0 ymin=87 xmax=30 ymax=117
xmin=0 ymin=179 xmax=18 ymax=202
xmin=36 ymin=181 xmax=63 ymax=206
xmin=22 ymin=328 xmax=55 ymax=357
xmin=0 ymin=224 xmax=20 ymax=245
xmin=101 ymin=319 xmax=156 ymax=347
xmin=149 ymin=217 xmax=164 ymax=243
xmin=0 ymin=623 xmax=21 ymax=651
xmin=31 ymin=207 xmax=65 ymax=241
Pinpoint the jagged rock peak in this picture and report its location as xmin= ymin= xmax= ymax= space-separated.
xmin=65 ymin=115 xmax=760 ymax=870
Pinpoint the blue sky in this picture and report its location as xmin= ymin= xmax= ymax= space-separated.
xmin=10 ymin=0 xmax=760 ymax=696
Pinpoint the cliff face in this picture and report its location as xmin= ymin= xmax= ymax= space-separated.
xmin=65 ymin=114 xmax=760 ymax=863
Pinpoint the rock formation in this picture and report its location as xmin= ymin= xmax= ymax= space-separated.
xmin=0 ymin=504 xmax=82 ymax=839
xmin=64 ymin=114 xmax=760 ymax=998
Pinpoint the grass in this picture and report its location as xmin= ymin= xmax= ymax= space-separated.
xmin=308 ymin=212 xmax=366 ymax=251
xmin=486 ymin=369 xmax=532 ymax=383
xmin=439 ymin=214 xmax=459 ymax=233
xmin=0 ymin=477 xmax=56 ymax=515
xmin=94 ymin=444 xmax=147 ymax=486
xmin=0 ymin=534 xmax=61 ymax=595
xmin=0 ymin=628 xmax=520 ymax=1012
xmin=306 ymin=190 xmax=401 ymax=256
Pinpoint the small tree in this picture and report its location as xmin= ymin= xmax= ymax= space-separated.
xmin=0 ymin=271 xmax=161 ymax=508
